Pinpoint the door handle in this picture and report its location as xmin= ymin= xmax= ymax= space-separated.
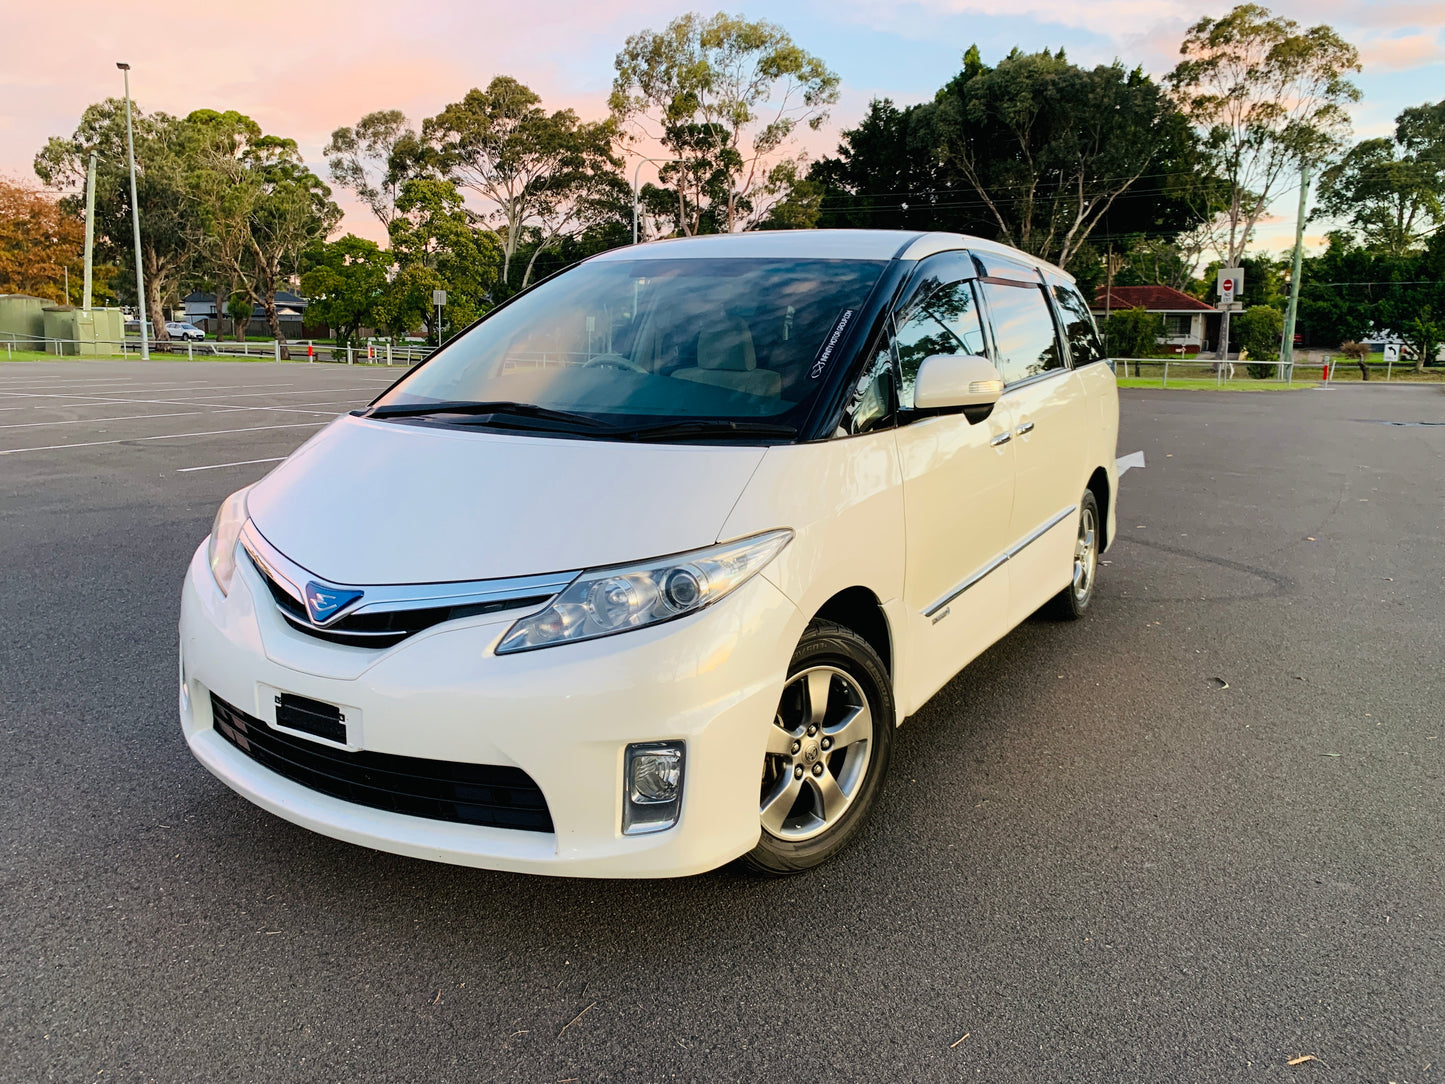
xmin=1016 ymin=421 xmax=1035 ymax=436
xmin=990 ymin=431 xmax=1011 ymax=447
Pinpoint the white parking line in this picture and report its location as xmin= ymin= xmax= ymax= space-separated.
xmin=177 ymin=456 xmax=288 ymax=473
xmin=0 ymin=399 xmax=370 ymax=430
xmin=0 ymin=387 xmax=379 ymax=411
xmin=0 ymin=420 xmax=327 ymax=456
xmin=0 ymin=382 xmax=301 ymax=395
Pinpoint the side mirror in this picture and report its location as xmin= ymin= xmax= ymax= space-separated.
xmin=914 ymin=353 xmax=1004 ymax=411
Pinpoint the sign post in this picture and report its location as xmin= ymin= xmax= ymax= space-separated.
xmin=1216 ymin=268 xmax=1244 ymax=378
xmin=432 ymin=289 xmax=447 ymax=350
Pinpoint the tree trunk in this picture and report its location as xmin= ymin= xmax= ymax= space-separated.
xmin=1358 ymin=358 xmax=1369 ymax=380
xmin=262 ymin=288 xmax=290 ymax=360
xmin=147 ymin=274 xmax=170 ymax=346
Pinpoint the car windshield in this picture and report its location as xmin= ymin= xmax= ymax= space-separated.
xmin=371 ymin=256 xmax=887 ymax=435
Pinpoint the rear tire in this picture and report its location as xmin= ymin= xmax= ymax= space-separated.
xmin=1047 ymin=490 xmax=1100 ymax=620
xmin=742 ymin=620 xmax=893 ymax=876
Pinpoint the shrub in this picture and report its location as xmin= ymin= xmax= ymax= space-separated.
xmin=1235 ymin=305 xmax=1283 ymax=378
xmin=1103 ymin=307 xmax=1164 ymax=359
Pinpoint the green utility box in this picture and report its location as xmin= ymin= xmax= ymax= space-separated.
xmin=0 ymin=294 xmax=49 ymax=346
xmin=41 ymin=306 xmax=126 ymax=356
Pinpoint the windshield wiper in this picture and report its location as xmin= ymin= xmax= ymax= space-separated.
xmin=616 ymin=419 xmax=798 ymax=443
xmin=358 ymin=400 xmax=613 ymax=429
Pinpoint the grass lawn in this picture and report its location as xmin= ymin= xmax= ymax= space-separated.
xmin=1116 ymin=377 xmax=1310 ymax=391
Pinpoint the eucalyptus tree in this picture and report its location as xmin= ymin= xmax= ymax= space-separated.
xmin=1167 ymin=3 xmax=1361 ymax=267
xmin=187 ymin=108 xmax=264 ymax=340
xmin=1318 ymin=100 xmax=1445 ymax=256
xmin=324 ymin=110 xmax=415 ymax=229
xmin=244 ymin=142 xmax=341 ymax=356
xmin=416 ymin=77 xmax=619 ymax=290
xmin=385 ymin=178 xmax=502 ymax=342
xmin=35 ymin=99 xmax=194 ymax=341
xmin=610 ymin=12 xmax=839 ymax=234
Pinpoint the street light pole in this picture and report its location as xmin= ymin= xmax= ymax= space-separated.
xmin=82 ymin=152 xmax=97 ymax=310
xmin=117 ymin=62 xmax=148 ymax=360
xmin=632 ymin=156 xmax=681 ymax=244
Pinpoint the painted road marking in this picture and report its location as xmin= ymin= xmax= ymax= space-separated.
xmin=1116 ymin=451 xmax=1146 ymax=475
xmin=0 ymin=399 xmax=370 ymax=430
xmin=177 ymin=457 xmax=289 ymax=473
xmin=0 ymin=421 xmax=328 ymax=456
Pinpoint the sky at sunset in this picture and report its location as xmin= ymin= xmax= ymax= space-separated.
xmin=5 ymin=0 xmax=1444 ymax=256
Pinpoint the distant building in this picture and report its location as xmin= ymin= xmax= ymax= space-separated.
xmin=182 ymin=291 xmax=322 ymax=337
xmin=1091 ymin=285 xmax=1220 ymax=355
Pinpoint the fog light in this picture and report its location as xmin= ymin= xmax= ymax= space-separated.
xmin=623 ymin=741 xmax=685 ymax=835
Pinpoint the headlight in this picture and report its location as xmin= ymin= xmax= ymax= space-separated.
xmin=206 ymin=487 xmax=251 ymax=595
xmin=496 ymin=529 xmax=792 ymax=654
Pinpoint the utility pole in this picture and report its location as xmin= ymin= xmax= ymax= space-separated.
xmin=1104 ymin=243 xmax=1114 ymax=317
xmin=1279 ymin=161 xmax=1312 ymax=379
xmin=82 ymin=152 xmax=97 ymax=310
xmin=117 ymin=62 xmax=148 ymax=360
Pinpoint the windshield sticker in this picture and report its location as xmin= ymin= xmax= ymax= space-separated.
xmin=811 ymin=309 xmax=856 ymax=379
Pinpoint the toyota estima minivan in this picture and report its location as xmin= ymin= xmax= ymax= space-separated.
xmin=180 ymin=230 xmax=1118 ymax=878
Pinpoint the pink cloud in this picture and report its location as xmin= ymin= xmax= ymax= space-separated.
xmin=1361 ymin=31 xmax=1445 ymax=71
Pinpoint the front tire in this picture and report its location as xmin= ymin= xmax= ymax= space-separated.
xmin=1047 ymin=490 xmax=1100 ymax=620
xmin=743 ymin=620 xmax=894 ymax=875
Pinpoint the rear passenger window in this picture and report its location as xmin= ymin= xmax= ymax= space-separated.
xmin=980 ymin=281 xmax=1064 ymax=384
xmin=1052 ymin=285 xmax=1104 ymax=366
xmin=894 ymin=280 xmax=987 ymax=410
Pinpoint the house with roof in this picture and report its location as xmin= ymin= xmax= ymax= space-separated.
xmin=1091 ymin=285 xmax=1220 ymax=355
xmin=182 ymin=291 xmax=323 ymax=337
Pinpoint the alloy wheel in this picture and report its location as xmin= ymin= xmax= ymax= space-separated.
xmin=760 ymin=665 xmax=874 ymax=842
xmin=1073 ymin=504 xmax=1097 ymax=603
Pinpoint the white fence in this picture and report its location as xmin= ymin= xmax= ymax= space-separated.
xmin=1112 ymin=357 xmax=1398 ymax=385
xmin=1 ymin=333 xmax=435 ymax=366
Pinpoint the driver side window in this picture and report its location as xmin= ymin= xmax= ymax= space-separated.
xmin=895 ymin=279 xmax=987 ymax=411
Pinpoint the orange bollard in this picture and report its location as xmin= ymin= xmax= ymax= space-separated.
xmin=307 ymin=343 xmax=314 ymax=360
xmin=1321 ymin=361 xmax=1329 ymax=381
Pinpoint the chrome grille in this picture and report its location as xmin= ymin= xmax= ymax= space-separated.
xmin=240 ymin=522 xmax=577 ymax=649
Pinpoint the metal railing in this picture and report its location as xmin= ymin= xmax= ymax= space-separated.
xmin=1111 ymin=356 xmax=1416 ymax=386
xmin=1 ymin=332 xmax=434 ymax=366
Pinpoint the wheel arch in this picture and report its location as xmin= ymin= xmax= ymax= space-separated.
xmin=810 ymin=586 xmax=892 ymax=675
xmin=1087 ymin=465 xmax=1111 ymax=550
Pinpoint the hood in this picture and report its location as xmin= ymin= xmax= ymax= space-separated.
xmin=245 ymin=416 xmax=768 ymax=585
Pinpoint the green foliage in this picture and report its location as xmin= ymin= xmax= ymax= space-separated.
xmin=300 ymin=235 xmax=393 ymax=349
xmin=809 ymin=52 xmax=1216 ymax=269
xmin=1298 ymin=232 xmax=1445 ymax=352
xmin=1103 ymin=308 xmax=1165 ymax=358
xmin=1317 ymin=100 xmax=1445 ymax=255
xmin=324 ymin=110 xmax=414 ymax=228
xmin=416 ymin=77 xmax=621 ymax=290
xmin=1234 ymin=305 xmax=1283 ymax=376
xmin=384 ymin=178 xmax=502 ymax=343
xmin=1167 ymin=3 xmax=1362 ymax=266
xmin=35 ymin=99 xmax=197 ymax=337
xmin=611 ymin=13 xmax=839 ymax=235
xmin=1404 ymin=317 xmax=1443 ymax=371
xmin=930 ymin=47 xmax=1213 ymax=269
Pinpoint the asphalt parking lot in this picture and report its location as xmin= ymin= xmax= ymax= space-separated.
xmin=2 ymin=360 xmax=1441 ymax=1083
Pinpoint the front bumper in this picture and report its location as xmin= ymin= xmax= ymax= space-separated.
xmin=179 ymin=543 xmax=804 ymax=877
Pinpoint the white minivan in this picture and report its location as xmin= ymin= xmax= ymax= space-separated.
xmin=180 ymin=230 xmax=1119 ymax=878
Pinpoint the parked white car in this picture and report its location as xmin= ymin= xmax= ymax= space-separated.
xmin=179 ymin=230 xmax=1119 ymax=878
xmin=166 ymin=321 xmax=206 ymax=342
